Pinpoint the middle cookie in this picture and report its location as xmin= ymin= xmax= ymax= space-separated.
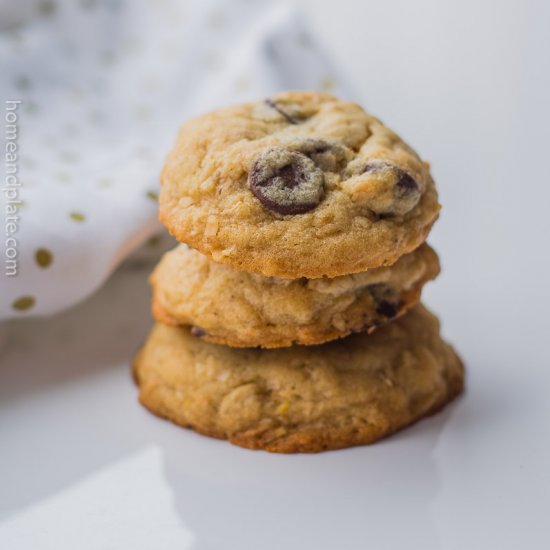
xmin=151 ymin=243 xmax=440 ymax=348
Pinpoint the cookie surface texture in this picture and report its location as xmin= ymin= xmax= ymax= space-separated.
xmin=159 ymin=91 xmax=440 ymax=278
xmin=151 ymin=243 xmax=440 ymax=348
xmin=133 ymin=305 xmax=464 ymax=453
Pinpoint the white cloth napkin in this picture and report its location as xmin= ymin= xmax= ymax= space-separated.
xmin=0 ymin=0 xmax=350 ymax=320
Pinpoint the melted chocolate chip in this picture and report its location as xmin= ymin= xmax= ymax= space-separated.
xmin=395 ymin=171 xmax=419 ymax=197
xmin=375 ymin=300 xmax=399 ymax=318
xmin=293 ymin=139 xmax=350 ymax=172
xmin=265 ymin=99 xmax=300 ymax=125
xmin=249 ymin=147 xmax=324 ymax=215
xmin=360 ymin=161 xmax=421 ymax=216
xmin=367 ymin=283 xmax=402 ymax=319
xmin=363 ymin=163 xmax=419 ymax=195
xmin=191 ymin=326 xmax=207 ymax=338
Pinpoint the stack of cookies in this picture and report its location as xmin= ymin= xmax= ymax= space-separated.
xmin=133 ymin=92 xmax=464 ymax=453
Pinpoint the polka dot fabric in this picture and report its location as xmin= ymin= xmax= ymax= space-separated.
xmin=0 ymin=0 xmax=349 ymax=319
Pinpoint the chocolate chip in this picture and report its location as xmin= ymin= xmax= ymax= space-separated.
xmin=375 ymin=300 xmax=399 ymax=318
xmin=361 ymin=161 xmax=421 ymax=216
xmin=367 ymin=283 xmax=402 ymax=319
xmin=191 ymin=326 xmax=207 ymax=338
xmin=249 ymin=147 xmax=324 ymax=215
xmin=265 ymin=99 xmax=300 ymax=125
xmin=395 ymin=171 xmax=419 ymax=197
xmin=290 ymin=139 xmax=350 ymax=172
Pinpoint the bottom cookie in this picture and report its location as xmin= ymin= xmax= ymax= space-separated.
xmin=133 ymin=305 xmax=464 ymax=453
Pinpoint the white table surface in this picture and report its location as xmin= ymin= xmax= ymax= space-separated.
xmin=2 ymin=1 xmax=550 ymax=548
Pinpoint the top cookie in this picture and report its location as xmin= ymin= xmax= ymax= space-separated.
xmin=160 ymin=92 xmax=440 ymax=278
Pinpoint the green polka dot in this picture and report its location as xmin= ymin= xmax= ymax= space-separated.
xmin=25 ymin=101 xmax=39 ymax=115
xmin=235 ymin=76 xmax=250 ymax=91
xmin=13 ymin=296 xmax=35 ymax=311
xmin=208 ymin=12 xmax=226 ymax=29
xmin=140 ymin=76 xmax=158 ymax=93
xmin=37 ymin=0 xmax=57 ymax=17
xmin=69 ymin=87 xmax=84 ymax=101
xmin=64 ymin=124 xmax=79 ymax=137
xmin=147 ymin=234 xmax=162 ymax=248
xmin=106 ymin=0 xmax=122 ymax=12
xmin=98 ymin=178 xmax=113 ymax=188
xmin=22 ymin=158 xmax=37 ymax=169
xmin=81 ymin=0 xmax=98 ymax=10
xmin=320 ymin=76 xmax=336 ymax=91
xmin=146 ymin=190 xmax=158 ymax=202
xmin=133 ymin=105 xmax=152 ymax=121
xmin=35 ymin=248 xmax=53 ymax=268
xmin=298 ymin=32 xmax=313 ymax=48
xmin=15 ymin=75 xmax=31 ymax=91
xmin=42 ymin=134 xmax=56 ymax=146
xmin=123 ymin=35 xmax=142 ymax=54
xmin=99 ymin=50 xmax=115 ymax=65
xmin=135 ymin=146 xmax=153 ymax=159
xmin=60 ymin=151 xmax=78 ymax=163
xmin=89 ymin=110 xmax=104 ymax=125
xmin=203 ymin=52 xmax=222 ymax=71
xmin=7 ymin=29 xmax=23 ymax=45
xmin=69 ymin=211 xmax=86 ymax=222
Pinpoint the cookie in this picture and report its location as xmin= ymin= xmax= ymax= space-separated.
xmin=151 ymin=243 xmax=440 ymax=348
xmin=133 ymin=305 xmax=464 ymax=453
xmin=159 ymin=91 xmax=440 ymax=279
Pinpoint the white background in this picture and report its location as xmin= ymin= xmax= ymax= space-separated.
xmin=1 ymin=1 xmax=550 ymax=548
